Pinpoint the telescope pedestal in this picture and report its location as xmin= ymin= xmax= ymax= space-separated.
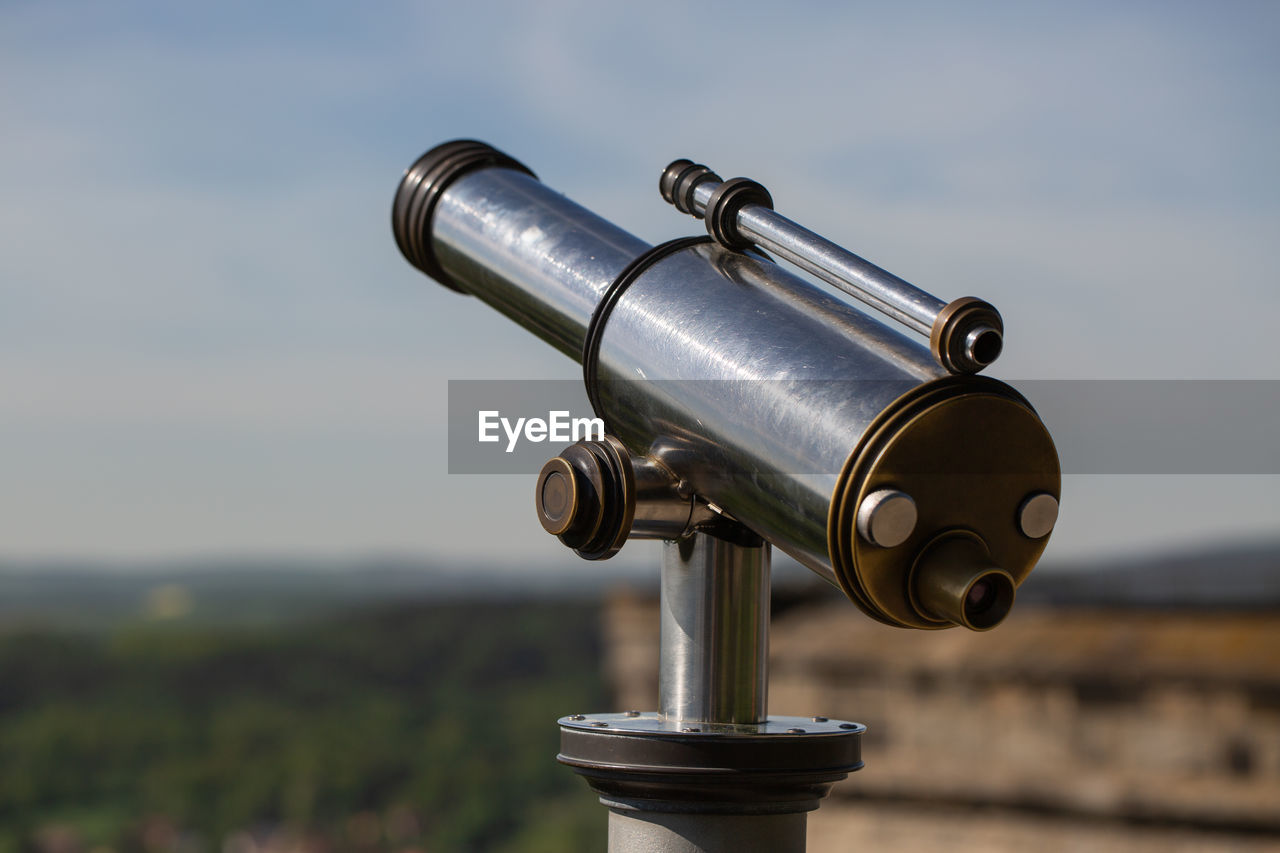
xmin=609 ymin=808 xmax=807 ymax=853
xmin=558 ymin=533 xmax=864 ymax=853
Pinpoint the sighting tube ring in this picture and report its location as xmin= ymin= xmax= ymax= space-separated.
xmin=704 ymin=178 xmax=774 ymax=251
xmin=660 ymin=159 xmax=722 ymax=216
xmin=391 ymin=139 xmax=536 ymax=293
xmin=930 ymin=297 xmax=1005 ymax=375
xmin=582 ymin=236 xmax=714 ymax=427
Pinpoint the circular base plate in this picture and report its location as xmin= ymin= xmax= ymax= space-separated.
xmin=558 ymin=712 xmax=864 ymax=814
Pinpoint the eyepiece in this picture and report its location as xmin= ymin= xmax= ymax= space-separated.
xmin=962 ymin=572 xmax=1015 ymax=629
xmin=910 ymin=533 xmax=1016 ymax=631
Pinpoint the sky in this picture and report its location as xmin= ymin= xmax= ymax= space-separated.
xmin=1 ymin=0 xmax=1277 ymax=571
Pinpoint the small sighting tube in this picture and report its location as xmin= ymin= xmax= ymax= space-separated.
xmin=688 ymin=179 xmax=944 ymax=337
xmin=660 ymin=533 xmax=770 ymax=725
xmin=663 ymin=165 xmax=1003 ymax=374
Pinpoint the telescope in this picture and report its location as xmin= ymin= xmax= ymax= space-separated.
xmin=392 ymin=140 xmax=1060 ymax=852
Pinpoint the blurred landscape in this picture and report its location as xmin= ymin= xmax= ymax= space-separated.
xmin=1 ymin=541 xmax=1278 ymax=852
xmin=0 ymin=575 xmax=608 ymax=852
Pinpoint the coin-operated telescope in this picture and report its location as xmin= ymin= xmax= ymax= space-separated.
xmin=392 ymin=140 xmax=1060 ymax=853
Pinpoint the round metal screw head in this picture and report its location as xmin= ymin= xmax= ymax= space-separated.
xmin=590 ymin=721 xmax=609 ymax=727
xmin=812 ymin=716 xmax=828 ymax=723
xmin=856 ymin=489 xmax=918 ymax=548
xmin=1018 ymin=492 xmax=1059 ymax=539
xmin=787 ymin=728 xmax=807 ymax=734
xmin=839 ymin=723 xmax=858 ymax=730
xmin=569 ymin=714 xmax=586 ymax=721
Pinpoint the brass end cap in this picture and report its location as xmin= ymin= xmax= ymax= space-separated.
xmin=828 ymin=376 xmax=1060 ymax=630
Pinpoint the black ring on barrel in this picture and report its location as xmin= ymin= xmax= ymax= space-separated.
xmin=391 ymin=139 xmax=536 ymax=293
xmin=705 ymin=177 xmax=773 ymax=250
xmin=582 ymin=236 xmax=714 ymax=424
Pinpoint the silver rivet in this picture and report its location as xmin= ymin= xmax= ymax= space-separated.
xmin=787 ymin=728 xmax=806 ymax=734
xmin=590 ymin=721 xmax=609 ymax=727
xmin=1018 ymin=493 xmax=1059 ymax=539
xmin=856 ymin=489 xmax=917 ymax=548
xmin=839 ymin=723 xmax=858 ymax=730
xmin=569 ymin=714 xmax=586 ymax=721
xmin=812 ymin=716 xmax=828 ymax=723
xmin=625 ymin=710 xmax=641 ymax=717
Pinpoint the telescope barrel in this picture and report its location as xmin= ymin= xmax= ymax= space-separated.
xmin=394 ymin=140 xmax=1061 ymax=631
xmin=394 ymin=140 xmax=649 ymax=359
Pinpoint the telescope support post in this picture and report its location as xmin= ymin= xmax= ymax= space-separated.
xmin=660 ymin=533 xmax=770 ymax=727
xmin=608 ymin=809 xmax=808 ymax=853
xmin=558 ymin=531 xmax=863 ymax=853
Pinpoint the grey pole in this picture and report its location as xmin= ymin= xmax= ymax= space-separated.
xmin=608 ymin=810 xmax=808 ymax=853
xmin=660 ymin=534 xmax=770 ymax=727
xmin=598 ymin=533 xmax=812 ymax=853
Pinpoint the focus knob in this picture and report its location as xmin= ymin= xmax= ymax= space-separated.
xmin=535 ymin=436 xmax=635 ymax=560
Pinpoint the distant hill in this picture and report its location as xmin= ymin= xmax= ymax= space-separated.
xmin=1018 ymin=539 xmax=1280 ymax=607
xmin=0 ymin=557 xmax=608 ymax=630
xmin=0 ymin=538 xmax=1276 ymax=630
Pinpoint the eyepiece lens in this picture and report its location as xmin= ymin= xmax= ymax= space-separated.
xmin=960 ymin=571 xmax=1014 ymax=629
xmin=966 ymin=578 xmax=996 ymax=615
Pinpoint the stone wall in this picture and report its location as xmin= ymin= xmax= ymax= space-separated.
xmin=602 ymin=588 xmax=1280 ymax=851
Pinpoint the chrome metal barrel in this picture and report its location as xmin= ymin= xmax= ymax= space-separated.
xmin=595 ymin=240 xmax=940 ymax=584
xmin=429 ymin=160 xmax=648 ymax=359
